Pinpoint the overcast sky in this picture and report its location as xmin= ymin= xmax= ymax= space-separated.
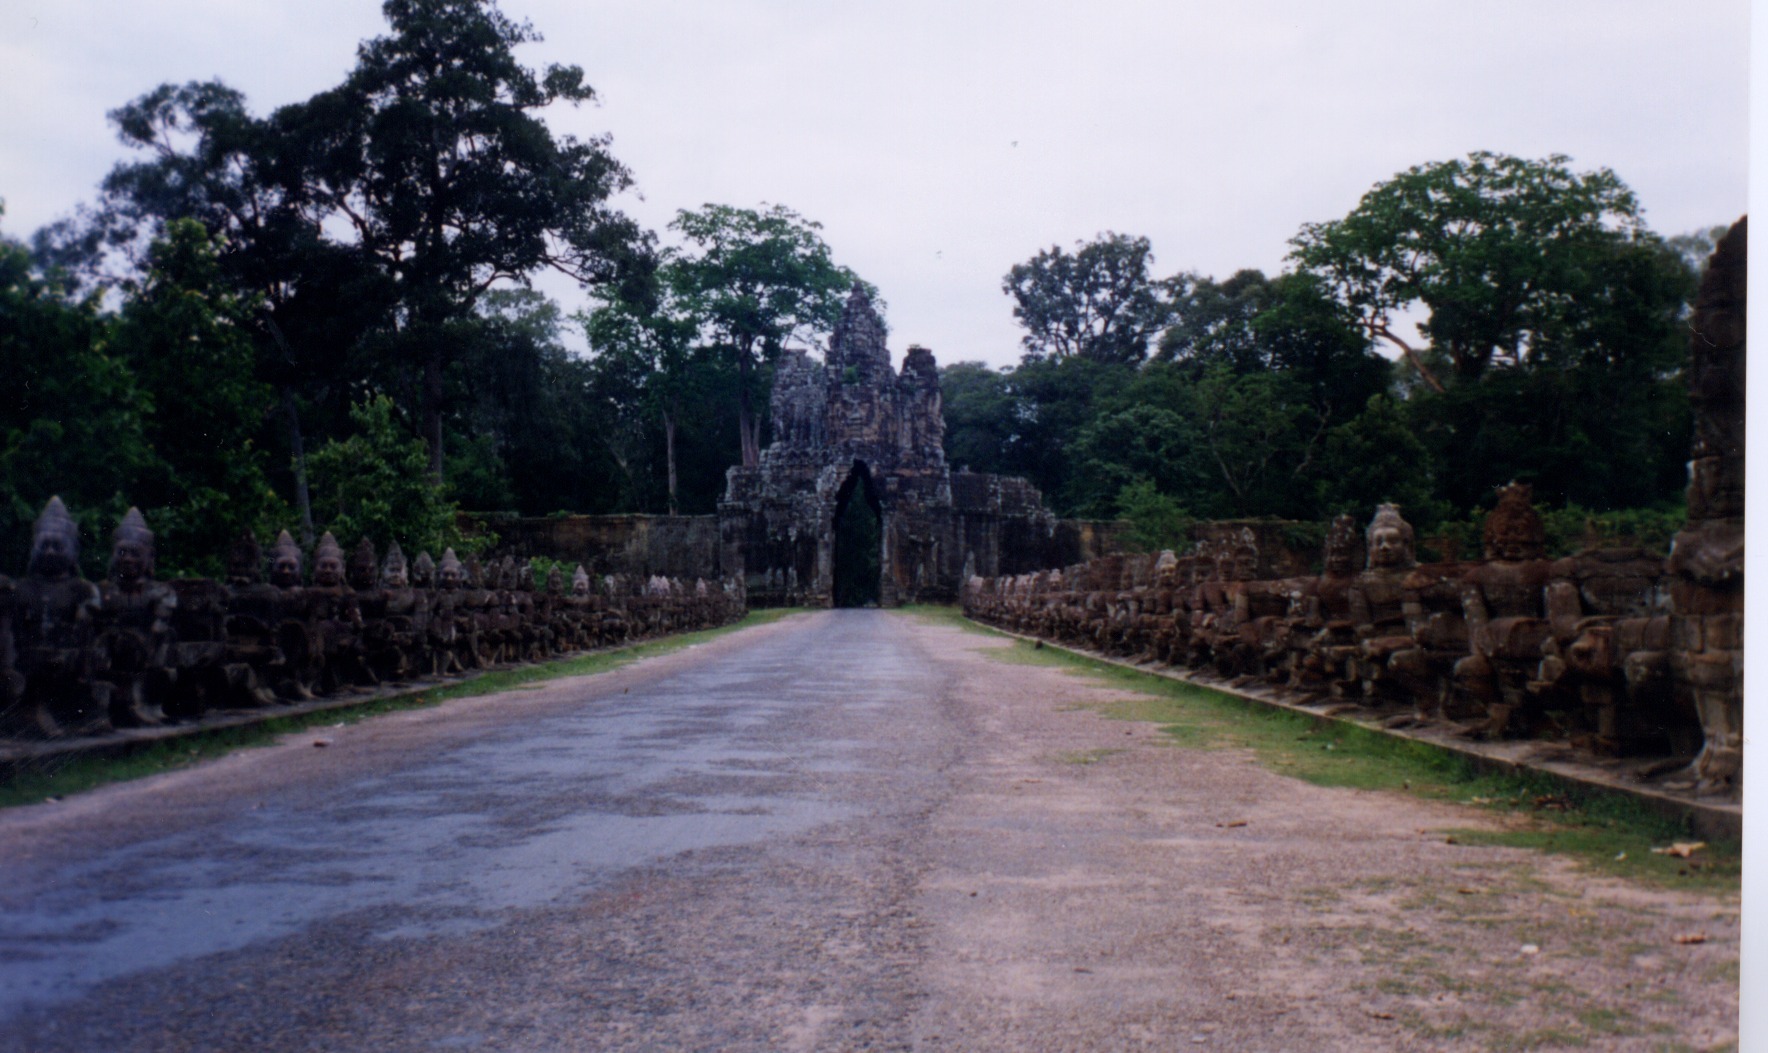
xmin=0 ymin=0 xmax=1751 ymax=370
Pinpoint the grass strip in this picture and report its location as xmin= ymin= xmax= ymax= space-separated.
xmin=902 ymin=607 xmax=1740 ymax=894
xmin=0 ymin=609 xmax=800 ymax=810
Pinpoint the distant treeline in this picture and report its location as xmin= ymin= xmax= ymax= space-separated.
xmin=2 ymin=0 xmax=1716 ymax=578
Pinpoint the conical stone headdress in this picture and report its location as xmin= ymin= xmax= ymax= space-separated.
xmin=315 ymin=531 xmax=344 ymax=565
xmin=412 ymin=551 xmax=436 ymax=587
xmin=113 ymin=507 xmax=153 ymax=549
xmin=271 ymin=529 xmax=304 ymax=574
xmin=30 ymin=496 xmax=80 ymax=570
xmin=110 ymin=507 xmax=156 ymax=576
xmin=349 ymin=537 xmax=378 ymax=588
xmin=381 ymin=541 xmax=408 ymax=586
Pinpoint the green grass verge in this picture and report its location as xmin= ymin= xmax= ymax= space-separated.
xmin=0 ymin=609 xmax=800 ymax=810
xmin=901 ymin=608 xmax=1740 ymax=894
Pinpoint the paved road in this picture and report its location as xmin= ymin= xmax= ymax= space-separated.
xmin=0 ymin=611 xmax=1739 ymax=1052
xmin=0 ymin=611 xmax=973 ymax=1051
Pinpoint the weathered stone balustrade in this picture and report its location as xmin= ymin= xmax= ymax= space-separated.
xmin=963 ymin=491 xmax=1737 ymax=801
xmin=0 ymin=504 xmax=746 ymax=745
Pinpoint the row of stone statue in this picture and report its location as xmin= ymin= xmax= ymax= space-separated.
xmin=962 ymin=484 xmax=1741 ymax=798
xmin=0 ymin=497 xmax=745 ymax=740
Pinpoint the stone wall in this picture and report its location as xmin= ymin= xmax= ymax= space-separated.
xmin=0 ymin=515 xmax=745 ymax=744
xmin=965 ymin=216 xmax=1747 ymax=801
xmin=476 ymin=514 xmax=725 ymax=581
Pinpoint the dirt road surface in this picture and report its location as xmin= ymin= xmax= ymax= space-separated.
xmin=0 ymin=611 xmax=1739 ymax=1051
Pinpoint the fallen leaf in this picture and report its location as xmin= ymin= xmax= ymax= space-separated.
xmin=1444 ymin=835 xmax=1460 ymax=845
xmin=1073 ymin=966 xmax=1092 ymax=973
xmin=1519 ymin=944 xmax=1540 ymax=955
xmin=1614 ymin=852 xmax=1627 ymax=861
xmin=312 ymin=739 xmax=331 ymax=748
xmin=1651 ymin=842 xmax=1707 ymax=858
xmin=1456 ymin=887 xmax=1481 ymax=895
xmin=1368 ymin=1011 xmax=1395 ymax=1021
xmin=1673 ymin=933 xmax=1708 ymax=945
xmin=1217 ymin=820 xmax=1249 ymax=829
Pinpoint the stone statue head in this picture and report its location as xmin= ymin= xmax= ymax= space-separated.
xmin=1482 ymin=482 xmax=1546 ymax=562
xmin=313 ymin=532 xmax=345 ymax=587
xmin=438 ymin=549 xmax=463 ymax=590
xmin=1366 ymin=504 xmax=1416 ymax=571
xmin=348 ymin=538 xmax=378 ymax=590
xmin=28 ymin=496 xmax=80 ymax=580
xmin=572 ymin=565 xmax=591 ymax=596
xmin=545 ymin=566 xmax=564 ymax=595
xmin=1231 ymin=529 xmax=1259 ymax=582
xmin=515 ymin=561 xmax=533 ymax=592
xmin=227 ymin=531 xmax=263 ymax=587
xmin=109 ymin=506 xmax=155 ymax=585
xmin=497 ymin=556 xmax=517 ymax=590
xmin=381 ymin=542 xmax=409 ymax=589
xmin=465 ymin=555 xmax=484 ymax=589
xmin=411 ymin=551 xmax=435 ymax=588
xmin=269 ymin=530 xmax=304 ymax=588
xmin=1324 ymin=514 xmax=1364 ymax=575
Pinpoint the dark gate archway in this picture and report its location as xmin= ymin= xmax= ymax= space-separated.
xmin=831 ymin=462 xmax=882 ymax=607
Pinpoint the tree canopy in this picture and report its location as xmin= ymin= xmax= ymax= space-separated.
xmin=1002 ymin=232 xmax=1176 ymax=365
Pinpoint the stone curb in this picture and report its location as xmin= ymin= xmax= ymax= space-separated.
xmin=974 ymin=621 xmax=1743 ymax=841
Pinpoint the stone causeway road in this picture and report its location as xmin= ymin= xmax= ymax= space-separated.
xmin=0 ymin=612 xmax=1738 ymax=1051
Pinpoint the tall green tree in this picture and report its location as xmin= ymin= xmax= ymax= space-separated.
xmin=1002 ymin=232 xmax=1177 ymax=365
xmin=0 ymin=218 xmax=158 ymax=573
xmin=282 ymin=0 xmax=652 ymax=481
xmin=582 ymin=286 xmax=702 ymax=512
xmin=667 ymin=204 xmax=865 ymax=468
xmin=1289 ymin=151 xmax=1660 ymax=390
xmin=106 ymin=219 xmax=286 ymax=573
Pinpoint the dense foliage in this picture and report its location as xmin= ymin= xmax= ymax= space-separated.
xmin=4 ymin=0 xmax=1712 ymax=587
xmin=957 ymin=153 xmax=1706 ymax=544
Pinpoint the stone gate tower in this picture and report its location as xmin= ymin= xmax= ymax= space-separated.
xmin=719 ymin=285 xmax=1103 ymax=607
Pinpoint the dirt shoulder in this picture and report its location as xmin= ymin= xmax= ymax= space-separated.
xmin=905 ymin=615 xmax=1740 ymax=1053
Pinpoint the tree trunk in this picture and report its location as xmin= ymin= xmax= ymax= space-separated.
xmin=283 ymin=386 xmax=315 ymax=548
xmin=424 ymin=350 xmax=446 ymax=485
xmin=663 ymin=404 xmax=680 ymax=515
xmin=737 ymin=351 xmax=760 ymax=468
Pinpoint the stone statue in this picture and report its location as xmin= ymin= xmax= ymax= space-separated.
xmin=1347 ymin=504 xmax=1419 ymax=700
xmin=263 ymin=529 xmax=321 ymax=700
xmin=95 ymin=507 xmax=177 ymax=726
xmin=1449 ymin=483 xmax=1556 ymax=735
xmin=7 ymin=498 xmax=105 ymax=737
xmin=1667 ymin=217 xmax=1746 ymax=796
xmin=1290 ymin=514 xmax=1364 ymax=693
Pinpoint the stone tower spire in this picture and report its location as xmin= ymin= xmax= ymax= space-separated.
xmin=826 ymin=284 xmax=891 ymax=386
